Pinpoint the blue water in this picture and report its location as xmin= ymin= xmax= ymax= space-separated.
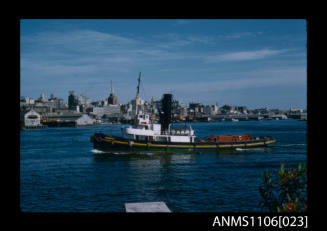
xmin=20 ymin=120 xmax=307 ymax=212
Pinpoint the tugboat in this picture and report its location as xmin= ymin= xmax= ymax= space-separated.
xmin=90 ymin=73 xmax=276 ymax=153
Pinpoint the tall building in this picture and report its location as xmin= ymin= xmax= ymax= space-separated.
xmin=68 ymin=91 xmax=78 ymax=109
xmin=78 ymin=93 xmax=91 ymax=106
xmin=108 ymin=80 xmax=118 ymax=105
xmin=131 ymin=97 xmax=144 ymax=116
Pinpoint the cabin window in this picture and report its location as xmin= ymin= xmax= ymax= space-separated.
xmin=136 ymin=135 xmax=145 ymax=141
xmin=126 ymin=134 xmax=134 ymax=139
xmin=157 ymin=136 xmax=167 ymax=142
xmin=137 ymin=135 xmax=146 ymax=140
xmin=28 ymin=115 xmax=38 ymax=119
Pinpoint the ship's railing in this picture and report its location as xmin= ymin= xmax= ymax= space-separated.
xmin=161 ymin=128 xmax=193 ymax=136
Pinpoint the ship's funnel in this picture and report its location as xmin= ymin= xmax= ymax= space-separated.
xmin=159 ymin=94 xmax=172 ymax=131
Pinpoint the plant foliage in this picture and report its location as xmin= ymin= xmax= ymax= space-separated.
xmin=259 ymin=163 xmax=307 ymax=212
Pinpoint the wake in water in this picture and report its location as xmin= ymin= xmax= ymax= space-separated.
xmin=90 ymin=149 xmax=105 ymax=154
xmin=236 ymin=147 xmax=266 ymax=151
xmin=91 ymin=149 xmax=126 ymax=155
xmin=277 ymin=144 xmax=306 ymax=147
xmin=91 ymin=149 xmax=154 ymax=156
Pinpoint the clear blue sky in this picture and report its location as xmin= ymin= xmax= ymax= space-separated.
xmin=20 ymin=19 xmax=307 ymax=109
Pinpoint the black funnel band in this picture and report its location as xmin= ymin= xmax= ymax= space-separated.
xmin=159 ymin=94 xmax=172 ymax=131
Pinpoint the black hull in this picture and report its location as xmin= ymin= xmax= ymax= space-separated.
xmin=90 ymin=133 xmax=276 ymax=153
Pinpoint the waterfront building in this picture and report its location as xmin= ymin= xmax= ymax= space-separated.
xmin=20 ymin=104 xmax=51 ymax=123
xmin=287 ymin=108 xmax=303 ymax=119
xmin=76 ymin=114 xmax=96 ymax=126
xmin=252 ymin=107 xmax=269 ymax=115
xmin=42 ymin=111 xmax=96 ymax=126
xmin=300 ymin=112 xmax=307 ymax=121
xmin=103 ymin=104 xmax=121 ymax=117
xmin=235 ymin=106 xmax=248 ymax=114
xmin=24 ymin=109 xmax=41 ymax=127
xmin=21 ymin=97 xmax=35 ymax=105
xmin=51 ymin=107 xmax=72 ymax=114
xmin=269 ymin=108 xmax=282 ymax=115
xmin=219 ymin=105 xmax=234 ymax=114
xmin=91 ymin=107 xmax=105 ymax=118
xmin=91 ymin=100 xmax=107 ymax=107
xmin=44 ymin=111 xmax=82 ymax=122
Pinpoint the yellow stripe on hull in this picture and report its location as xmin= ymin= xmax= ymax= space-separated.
xmin=166 ymin=145 xmax=194 ymax=148
xmin=244 ymin=142 xmax=262 ymax=146
xmin=132 ymin=142 xmax=147 ymax=147
xmin=102 ymin=136 xmax=276 ymax=149
xmin=218 ymin=144 xmax=232 ymax=148
xmin=194 ymin=145 xmax=217 ymax=148
xmin=113 ymin=140 xmax=129 ymax=145
xmin=148 ymin=144 xmax=168 ymax=147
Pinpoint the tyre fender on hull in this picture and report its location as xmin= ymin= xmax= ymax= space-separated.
xmin=94 ymin=135 xmax=103 ymax=143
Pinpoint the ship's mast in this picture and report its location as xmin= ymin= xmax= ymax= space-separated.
xmin=136 ymin=72 xmax=141 ymax=99
xmin=135 ymin=72 xmax=141 ymax=117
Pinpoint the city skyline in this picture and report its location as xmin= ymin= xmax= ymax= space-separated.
xmin=21 ymin=90 xmax=307 ymax=111
xmin=20 ymin=19 xmax=307 ymax=110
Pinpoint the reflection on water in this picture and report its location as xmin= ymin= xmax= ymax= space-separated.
xmin=92 ymin=150 xmax=194 ymax=164
xmin=92 ymin=146 xmax=274 ymax=162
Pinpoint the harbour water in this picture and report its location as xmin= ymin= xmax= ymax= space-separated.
xmin=20 ymin=120 xmax=307 ymax=212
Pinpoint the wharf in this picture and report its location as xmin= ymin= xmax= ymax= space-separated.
xmin=21 ymin=125 xmax=48 ymax=130
xmin=42 ymin=121 xmax=76 ymax=127
xmin=125 ymin=202 xmax=171 ymax=213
